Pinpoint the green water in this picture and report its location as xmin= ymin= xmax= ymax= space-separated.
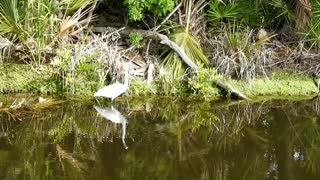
xmin=0 ymin=95 xmax=320 ymax=180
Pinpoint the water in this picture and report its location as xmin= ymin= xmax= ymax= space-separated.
xmin=0 ymin=95 xmax=320 ymax=180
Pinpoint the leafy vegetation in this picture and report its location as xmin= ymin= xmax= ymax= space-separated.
xmin=127 ymin=77 xmax=156 ymax=96
xmin=188 ymin=68 xmax=221 ymax=97
xmin=123 ymin=0 xmax=176 ymax=20
xmin=128 ymin=32 xmax=144 ymax=48
xmin=0 ymin=0 xmax=95 ymax=64
xmin=52 ymin=48 xmax=104 ymax=95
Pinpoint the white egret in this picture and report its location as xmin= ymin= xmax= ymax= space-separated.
xmin=94 ymin=64 xmax=130 ymax=101
xmin=94 ymin=105 xmax=128 ymax=149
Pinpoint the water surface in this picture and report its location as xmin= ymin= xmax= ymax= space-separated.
xmin=0 ymin=95 xmax=320 ymax=180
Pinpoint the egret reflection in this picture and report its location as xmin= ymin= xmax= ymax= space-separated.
xmin=94 ymin=105 xmax=128 ymax=149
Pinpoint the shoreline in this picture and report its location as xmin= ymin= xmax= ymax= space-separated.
xmin=0 ymin=63 xmax=318 ymax=100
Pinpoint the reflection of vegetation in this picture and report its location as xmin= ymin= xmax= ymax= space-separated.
xmin=1 ymin=96 xmax=320 ymax=179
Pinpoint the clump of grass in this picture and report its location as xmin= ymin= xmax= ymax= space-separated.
xmin=208 ymin=24 xmax=276 ymax=82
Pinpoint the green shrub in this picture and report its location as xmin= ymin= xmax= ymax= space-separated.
xmin=124 ymin=0 xmax=176 ymax=21
xmin=129 ymin=32 xmax=144 ymax=48
xmin=188 ymin=68 xmax=221 ymax=97
xmin=127 ymin=77 xmax=157 ymax=96
xmin=206 ymin=0 xmax=294 ymax=30
xmin=51 ymin=47 xmax=105 ymax=95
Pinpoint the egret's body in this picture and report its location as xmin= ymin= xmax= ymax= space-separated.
xmin=94 ymin=65 xmax=130 ymax=101
xmin=94 ymin=105 xmax=128 ymax=149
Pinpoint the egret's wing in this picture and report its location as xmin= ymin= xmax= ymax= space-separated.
xmin=94 ymin=83 xmax=124 ymax=97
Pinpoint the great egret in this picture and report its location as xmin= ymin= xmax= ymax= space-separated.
xmin=94 ymin=64 xmax=130 ymax=101
xmin=94 ymin=105 xmax=128 ymax=149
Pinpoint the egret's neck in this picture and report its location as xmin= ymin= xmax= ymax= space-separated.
xmin=121 ymin=118 xmax=128 ymax=149
xmin=124 ymin=67 xmax=129 ymax=87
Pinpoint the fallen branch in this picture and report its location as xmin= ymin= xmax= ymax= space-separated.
xmin=149 ymin=32 xmax=199 ymax=70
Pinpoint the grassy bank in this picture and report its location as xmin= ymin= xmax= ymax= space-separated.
xmin=0 ymin=63 xmax=318 ymax=99
xmin=0 ymin=64 xmax=58 ymax=94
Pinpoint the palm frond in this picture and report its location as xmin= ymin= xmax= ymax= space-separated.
xmin=161 ymin=0 xmax=208 ymax=80
xmin=269 ymin=0 xmax=295 ymax=24
xmin=301 ymin=1 xmax=320 ymax=48
xmin=207 ymin=0 xmax=240 ymax=23
xmin=0 ymin=0 xmax=22 ymax=34
xmin=162 ymin=29 xmax=208 ymax=78
xmin=61 ymin=0 xmax=94 ymax=14
xmin=59 ymin=6 xmax=92 ymax=36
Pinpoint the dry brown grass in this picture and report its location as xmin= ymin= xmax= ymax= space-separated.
xmin=207 ymin=27 xmax=320 ymax=81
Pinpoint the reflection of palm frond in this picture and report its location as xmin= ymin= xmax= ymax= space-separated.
xmin=300 ymin=116 xmax=320 ymax=173
xmin=305 ymin=143 xmax=320 ymax=173
xmin=56 ymin=144 xmax=86 ymax=171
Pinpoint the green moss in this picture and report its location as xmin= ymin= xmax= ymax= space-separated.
xmin=0 ymin=64 xmax=58 ymax=93
xmin=228 ymin=72 xmax=319 ymax=98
